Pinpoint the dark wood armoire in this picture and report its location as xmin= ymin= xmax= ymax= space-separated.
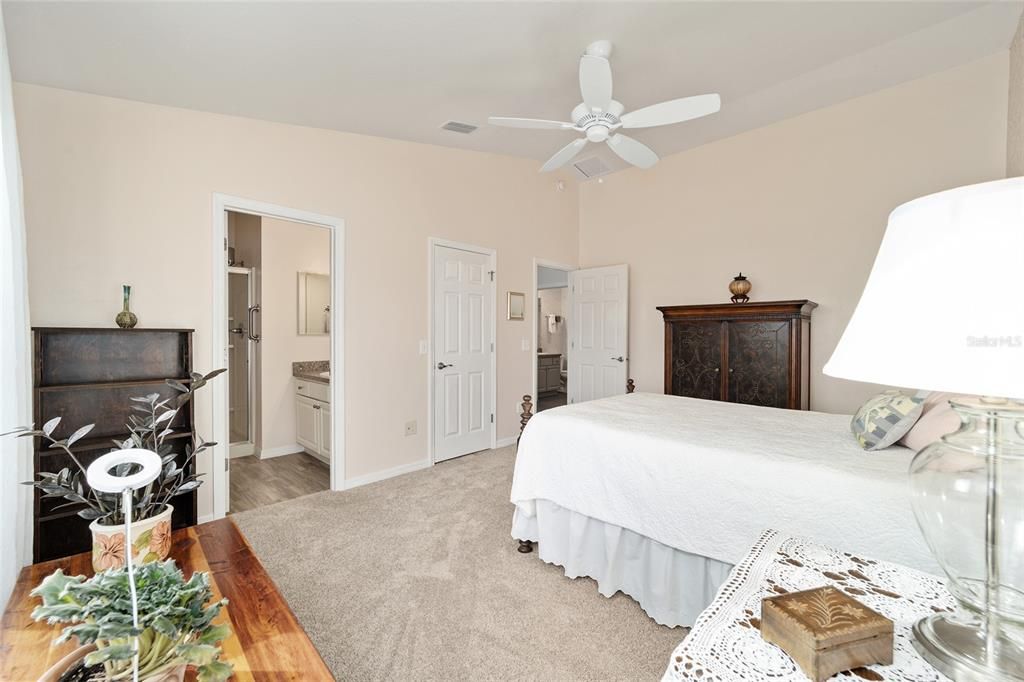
xmin=657 ymin=300 xmax=817 ymax=410
xmin=32 ymin=328 xmax=199 ymax=562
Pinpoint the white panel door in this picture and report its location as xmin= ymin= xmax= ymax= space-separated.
xmin=569 ymin=264 xmax=629 ymax=404
xmin=433 ymin=244 xmax=493 ymax=461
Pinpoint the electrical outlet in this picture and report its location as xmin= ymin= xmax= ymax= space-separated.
xmin=404 ymin=420 xmax=417 ymax=436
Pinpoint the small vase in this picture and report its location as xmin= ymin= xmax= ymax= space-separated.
xmin=729 ymin=273 xmax=751 ymax=304
xmin=90 ymin=504 xmax=174 ymax=571
xmin=116 ymin=284 xmax=138 ymax=329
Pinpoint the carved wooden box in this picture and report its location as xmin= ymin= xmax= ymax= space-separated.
xmin=761 ymin=586 xmax=893 ymax=682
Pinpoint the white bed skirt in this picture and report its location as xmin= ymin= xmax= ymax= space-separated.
xmin=512 ymin=499 xmax=734 ymax=628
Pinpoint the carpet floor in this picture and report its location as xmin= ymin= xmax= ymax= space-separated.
xmin=232 ymin=446 xmax=685 ymax=681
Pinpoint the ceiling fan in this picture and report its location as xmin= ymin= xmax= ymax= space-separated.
xmin=488 ymin=40 xmax=721 ymax=173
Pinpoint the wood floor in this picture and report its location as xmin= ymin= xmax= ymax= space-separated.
xmin=537 ymin=392 xmax=567 ymax=412
xmin=229 ymin=451 xmax=329 ymax=514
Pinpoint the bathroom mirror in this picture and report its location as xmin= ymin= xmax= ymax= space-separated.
xmin=507 ymin=291 xmax=526 ymax=321
xmin=297 ymin=272 xmax=330 ymax=335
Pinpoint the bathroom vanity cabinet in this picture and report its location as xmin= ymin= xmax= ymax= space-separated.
xmin=537 ymin=353 xmax=562 ymax=395
xmin=295 ymin=378 xmax=331 ymax=463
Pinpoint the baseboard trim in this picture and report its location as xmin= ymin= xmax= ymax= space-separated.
xmin=343 ymin=458 xmax=432 ymax=490
xmin=198 ymin=513 xmax=215 ymax=525
xmin=495 ymin=435 xmax=517 ymax=448
xmin=260 ymin=444 xmax=305 ymax=460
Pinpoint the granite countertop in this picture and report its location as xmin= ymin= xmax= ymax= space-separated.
xmin=293 ymin=360 xmax=329 ymax=384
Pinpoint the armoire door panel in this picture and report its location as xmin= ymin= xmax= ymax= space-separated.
xmin=668 ymin=321 xmax=722 ymax=401
xmin=727 ymin=320 xmax=791 ymax=408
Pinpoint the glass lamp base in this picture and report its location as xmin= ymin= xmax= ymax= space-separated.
xmin=913 ymin=614 xmax=1024 ymax=681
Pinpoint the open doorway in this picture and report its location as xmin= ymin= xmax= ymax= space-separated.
xmin=535 ymin=264 xmax=570 ymax=412
xmin=223 ymin=212 xmax=332 ymax=514
xmin=532 ymin=260 xmax=573 ymax=413
xmin=533 ymin=260 xmax=631 ymax=410
xmin=212 ymin=196 xmax=345 ymax=520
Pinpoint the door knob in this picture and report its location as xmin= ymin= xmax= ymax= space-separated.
xmin=437 ymin=362 xmax=453 ymax=370
xmin=611 ymin=356 xmax=624 ymax=362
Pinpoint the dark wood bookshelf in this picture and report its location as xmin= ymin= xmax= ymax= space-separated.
xmin=31 ymin=327 xmax=198 ymax=562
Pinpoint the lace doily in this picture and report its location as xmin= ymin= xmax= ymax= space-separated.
xmin=663 ymin=529 xmax=953 ymax=681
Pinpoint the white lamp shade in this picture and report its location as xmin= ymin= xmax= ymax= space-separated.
xmin=824 ymin=177 xmax=1024 ymax=399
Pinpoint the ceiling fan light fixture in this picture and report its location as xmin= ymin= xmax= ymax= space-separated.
xmin=489 ymin=40 xmax=721 ymax=172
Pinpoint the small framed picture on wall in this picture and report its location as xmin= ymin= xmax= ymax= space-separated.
xmin=507 ymin=292 xmax=525 ymax=320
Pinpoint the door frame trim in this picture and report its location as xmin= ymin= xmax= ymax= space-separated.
xmin=211 ymin=194 xmax=345 ymax=519
xmin=531 ymin=258 xmax=575 ymax=408
xmin=427 ymin=238 xmax=497 ymax=464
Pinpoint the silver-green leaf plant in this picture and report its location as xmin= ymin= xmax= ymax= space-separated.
xmin=31 ymin=560 xmax=233 ymax=681
xmin=3 ymin=369 xmax=225 ymax=526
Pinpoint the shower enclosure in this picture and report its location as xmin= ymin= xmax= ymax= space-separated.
xmin=228 ymin=266 xmax=259 ymax=457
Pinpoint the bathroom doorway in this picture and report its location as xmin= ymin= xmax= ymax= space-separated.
xmin=222 ymin=211 xmax=333 ymax=514
xmin=533 ymin=260 xmax=572 ymax=413
xmin=212 ymin=197 xmax=345 ymax=520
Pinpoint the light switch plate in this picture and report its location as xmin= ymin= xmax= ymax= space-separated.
xmin=404 ymin=420 xmax=417 ymax=436
xmin=521 ymin=338 xmax=530 ymax=352
xmin=418 ymin=340 xmax=428 ymax=355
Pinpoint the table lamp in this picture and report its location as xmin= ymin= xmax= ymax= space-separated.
xmin=824 ymin=177 xmax=1024 ymax=679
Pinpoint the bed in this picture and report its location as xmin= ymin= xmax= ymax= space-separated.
xmin=509 ymin=392 xmax=937 ymax=627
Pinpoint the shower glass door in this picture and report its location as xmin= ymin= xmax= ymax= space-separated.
xmin=228 ymin=268 xmax=256 ymax=457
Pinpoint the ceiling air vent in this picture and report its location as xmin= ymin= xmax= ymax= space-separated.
xmin=572 ymin=156 xmax=611 ymax=179
xmin=440 ymin=120 xmax=478 ymax=134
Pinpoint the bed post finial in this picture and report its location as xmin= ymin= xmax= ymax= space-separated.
xmin=518 ymin=395 xmax=533 ymax=443
xmin=627 ymin=379 xmax=635 ymax=394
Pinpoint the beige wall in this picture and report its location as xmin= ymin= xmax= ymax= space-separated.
xmin=259 ymin=217 xmax=331 ymax=454
xmin=1009 ymin=12 xmax=1024 ymax=177
xmin=15 ymin=83 xmax=579 ymax=518
xmin=579 ymin=54 xmax=1009 ymax=415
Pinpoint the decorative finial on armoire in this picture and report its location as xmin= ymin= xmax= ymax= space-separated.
xmin=729 ymin=273 xmax=751 ymax=304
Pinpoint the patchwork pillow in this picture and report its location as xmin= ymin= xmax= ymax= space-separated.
xmin=851 ymin=389 xmax=927 ymax=451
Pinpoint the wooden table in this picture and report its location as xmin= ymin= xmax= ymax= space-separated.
xmin=1 ymin=519 xmax=333 ymax=681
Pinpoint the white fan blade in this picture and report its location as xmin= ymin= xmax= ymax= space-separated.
xmin=607 ymin=134 xmax=658 ymax=169
xmin=579 ymin=55 xmax=612 ymax=112
xmin=488 ymin=117 xmax=575 ymax=130
xmin=540 ymin=138 xmax=587 ymax=172
xmin=620 ymin=94 xmax=721 ymax=129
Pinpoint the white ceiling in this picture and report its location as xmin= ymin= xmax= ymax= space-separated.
xmin=5 ymin=1 xmax=1022 ymax=177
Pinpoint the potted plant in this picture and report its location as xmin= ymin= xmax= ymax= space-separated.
xmin=5 ymin=369 xmax=225 ymax=570
xmin=32 ymin=560 xmax=233 ymax=681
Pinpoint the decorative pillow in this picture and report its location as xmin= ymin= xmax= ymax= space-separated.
xmin=851 ymin=389 xmax=927 ymax=451
xmin=898 ymin=392 xmax=968 ymax=452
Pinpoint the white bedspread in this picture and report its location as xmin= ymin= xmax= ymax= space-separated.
xmin=510 ymin=393 xmax=939 ymax=574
